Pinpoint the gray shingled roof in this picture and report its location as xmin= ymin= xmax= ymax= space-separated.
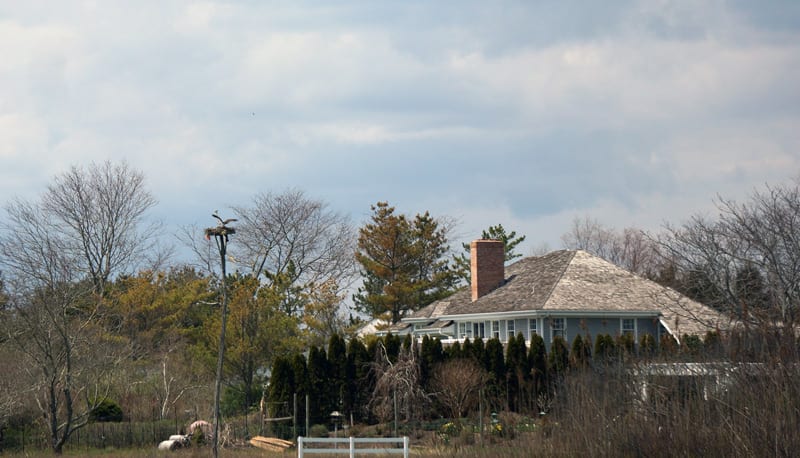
xmin=409 ymin=250 xmax=727 ymax=337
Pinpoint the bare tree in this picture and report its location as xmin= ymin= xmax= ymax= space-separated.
xmin=0 ymin=199 xmax=123 ymax=454
xmin=232 ymin=189 xmax=355 ymax=314
xmin=41 ymin=160 xmax=159 ymax=295
xmin=370 ymin=342 xmax=430 ymax=423
xmin=430 ymin=358 xmax=487 ymax=421
xmin=656 ymin=179 xmax=800 ymax=326
xmin=561 ymin=216 xmax=658 ymax=277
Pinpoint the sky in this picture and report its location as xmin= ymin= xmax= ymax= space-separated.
xmin=2 ymin=0 xmax=800 ymax=259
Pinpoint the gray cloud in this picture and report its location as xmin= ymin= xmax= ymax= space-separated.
xmin=1 ymin=0 xmax=799 ymax=257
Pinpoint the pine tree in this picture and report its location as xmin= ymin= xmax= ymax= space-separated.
xmin=354 ymin=202 xmax=457 ymax=323
xmin=454 ymin=224 xmax=527 ymax=284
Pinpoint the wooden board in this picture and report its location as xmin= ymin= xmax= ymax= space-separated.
xmin=249 ymin=436 xmax=294 ymax=452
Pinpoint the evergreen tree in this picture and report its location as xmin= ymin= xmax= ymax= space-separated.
xmin=485 ymin=338 xmax=506 ymax=409
xmin=454 ymin=224 xmax=527 ymax=284
xmin=505 ymin=333 xmax=528 ymax=411
xmin=267 ymin=356 xmax=295 ymax=427
xmin=420 ymin=336 xmax=444 ymax=388
xmin=548 ymin=336 xmax=569 ymax=376
xmin=461 ymin=337 xmax=474 ymax=361
xmin=528 ymin=334 xmax=548 ymax=400
xmin=444 ymin=340 xmax=463 ymax=359
xmin=383 ymin=332 xmax=401 ymax=363
xmin=327 ymin=334 xmax=347 ymax=413
xmin=472 ymin=337 xmax=486 ymax=366
xmin=345 ymin=338 xmax=373 ymax=423
xmin=569 ymin=334 xmax=591 ymax=369
xmin=290 ymin=353 xmax=308 ymax=432
xmin=354 ymin=202 xmax=457 ymax=323
xmin=306 ymin=346 xmax=330 ymax=426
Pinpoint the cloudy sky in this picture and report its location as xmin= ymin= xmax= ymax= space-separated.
xmin=2 ymin=1 xmax=800 ymax=258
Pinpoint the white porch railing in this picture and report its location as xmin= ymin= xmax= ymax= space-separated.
xmin=297 ymin=436 xmax=409 ymax=458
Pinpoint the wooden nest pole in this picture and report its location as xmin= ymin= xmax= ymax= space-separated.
xmin=205 ymin=213 xmax=237 ymax=458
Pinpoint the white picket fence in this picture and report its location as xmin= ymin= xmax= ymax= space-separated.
xmin=297 ymin=436 xmax=409 ymax=458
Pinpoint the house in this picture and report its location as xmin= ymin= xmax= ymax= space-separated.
xmin=398 ymin=239 xmax=726 ymax=348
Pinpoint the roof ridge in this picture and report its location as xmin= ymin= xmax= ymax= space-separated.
xmin=540 ymin=250 xmax=576 ymax=308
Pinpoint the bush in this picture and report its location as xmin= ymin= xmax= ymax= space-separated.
xmin=309 ymin=424 xmax=328 ymax=437
xmin=89 ymin=398 xmax=123 ymax=422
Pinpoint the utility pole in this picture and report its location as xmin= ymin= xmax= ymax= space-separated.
xmin=205 ymin=213 xmax=237 ymax=458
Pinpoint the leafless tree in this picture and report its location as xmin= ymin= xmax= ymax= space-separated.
xmin=430 ymin=358 xmax=487 ymax=421
xmin=370 ymin=342 xmax=430 ymax=423
xmin=231 ymin=189 xmax=356 ymax=314
xmin=656 ymin=179 xmax=800 ymax=326
xmin=41 ymin=160 xmax=160 ymax=295
xmin=0 ymin=198 xmax=124 ymax=454
xmin=561 ymin=216 xmax=659 ymax=277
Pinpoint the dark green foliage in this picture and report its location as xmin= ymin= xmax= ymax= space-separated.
xmin=528 ymin=334 xmax=548 ymax=397
xmin=505 ymin=333 xmax=529 ymax=411
xmin=306 ymin=345 xmax=330 ymax=425
xmin=461 ymin=338 xmax=473 ymax=360
xmin=472 ymin=337 xmax=486 ymax=365
xmin=268 ymin=356 xmax=295 ymax=412
xmin=616 ymin=333 xmax=635 ymax=356
xmin=682 ymin=334 xmax=703 ymax=356
xmin=594 ymin=334 xmax=617 ymax=362
xmin=639 ymin=333 xmax=657 ymax=357
xmin=221 ymin=382 xmax=263 ymax=416
xmin=444 ymin=340 xmax=462 ymax=359
xmin=291 ymin=353 xmax=308 ymax=427
xmin=345 ymin=338 xmax=373 ymax=423
xmin=402 ymin=333 xmax=413 ymax=352
xmin=569 ymin=334 xmax=591 ymax=369
xmin=89 ymin=398 xmax=123 ymax=422
xmin=485 ymin=338 xmax=506 ymax=377
xmin=420 ymin=336 xmax=444 ymax=388
xmin=548 ymin=336 xmax=569 ymax=375
xmin=485 ymin=337 xmax=506 ymax=408
xmin=382 ymin=332 xmax=401 ymax=363
xmin=327 ymin=334 xmax=348 ymax=411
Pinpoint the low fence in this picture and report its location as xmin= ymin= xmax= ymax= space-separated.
xmin=297 ymin=436 xmax=409 ymax=458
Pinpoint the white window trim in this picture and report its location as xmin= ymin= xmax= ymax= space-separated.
xmin=528 ymin=318 xmax=539 ymax=341
xmin=507 ymin=319 xmax=516 ymax=341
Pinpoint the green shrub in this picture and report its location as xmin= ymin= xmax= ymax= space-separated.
xmin=89 ymin=398 xmax=123 ymax=422
xmin=309 ymin=424 xmax=328 ymax=437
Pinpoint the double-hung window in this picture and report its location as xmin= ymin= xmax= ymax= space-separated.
xmin=551 ymin=318 xmax=566 ymax=341
xmin=491 ymin=321 xmax=500 ymax=339
xmin=507 ymin=320 xmax=516 ymax=340
xmin=529 ymin=318 xmax=538 ymax=338
xmin=621 ymin=318 xmax=636 ymax=337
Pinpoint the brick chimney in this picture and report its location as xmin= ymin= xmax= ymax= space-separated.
xmin=471 ymin=239 xmax=505 ymax=301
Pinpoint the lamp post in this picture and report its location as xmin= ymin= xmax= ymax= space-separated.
xmin=205 ymin=213 xmax=236 ymax=458
xmin=330 ymin=411 xmax=343 ymax=448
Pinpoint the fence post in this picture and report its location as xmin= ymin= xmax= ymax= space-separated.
xmin=350 ymin=436 xmax=355 ymax=458
xmin=403 ymin=436 xmax=409 ymax=458
xmin=298 ymin=436 xmax=304 ymax=458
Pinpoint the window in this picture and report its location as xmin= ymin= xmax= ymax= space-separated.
xmin=473 ymin=322 xmax=485 ymax=339
xmin=491 ymin=321 xmax=500 ymax=339
xmin=529 ymin=318 xmax=538 ymax=338
xmin=551 ymin=318 xmax=566 ymax=341
xmin=507 ymin=320 xmax=516 ymax=340
xmin=459 ymin=322 xmax=469 ymax=338
xmin=622 ymin=318 xmax=636 ymax=337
